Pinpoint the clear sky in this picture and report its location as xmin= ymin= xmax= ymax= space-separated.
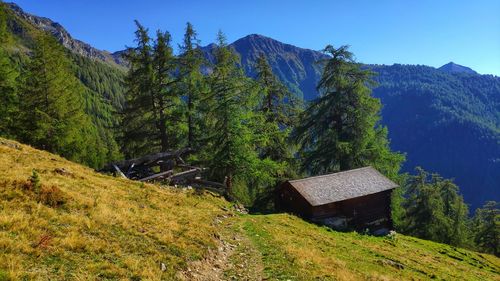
xmin=10 ymin=0 xmax=500 ymax=75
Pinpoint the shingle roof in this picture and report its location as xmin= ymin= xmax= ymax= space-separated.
xmin=287 ymin=167 xmax=398 ymax=206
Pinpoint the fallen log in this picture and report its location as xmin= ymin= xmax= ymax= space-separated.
xmin=101 ymin=148 xmax=194 ymax=172
xmin=138 ymin=170 xmax=174 ymax=182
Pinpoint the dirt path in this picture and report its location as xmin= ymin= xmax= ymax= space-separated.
xmin=178 ymin=214 xmax=263 ymax=281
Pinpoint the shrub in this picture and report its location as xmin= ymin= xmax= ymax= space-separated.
xmin=39 ymin=185 xmax=67 ymax=207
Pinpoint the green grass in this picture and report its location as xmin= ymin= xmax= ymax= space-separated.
xmin=231 ymin=214 xmax=500 ymax=280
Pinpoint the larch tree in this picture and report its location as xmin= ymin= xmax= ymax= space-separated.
xmin=293 ymin=45 xmax=404 ymax=179
xmin=472 ymin=201 xmax=499 ymax=256
xmin=0 ymin=2 xmax=19 ymax=137
xmin=178 ymin=22 xmax=206 ymax=148
xmin=254 ymin=53 xmax=302 ymax=175
xmin=152 ymin=29 xmax=182 ymax=150
xmin=121 ymin=21 xmax=179 ymax=158
xmin=400 ymin=167 xmax=471 ymax=247
xmin=202 ymin=31 xmax=282 ymax=203
xmin=18 ymin=34 xmax=101 ymax=166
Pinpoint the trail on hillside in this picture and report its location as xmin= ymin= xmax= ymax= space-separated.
xmin=179 ymin=213 xmax=263 ymax=281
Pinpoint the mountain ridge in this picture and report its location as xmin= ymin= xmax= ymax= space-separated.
xmin=5 ymin=2 xmax=126 ymax=67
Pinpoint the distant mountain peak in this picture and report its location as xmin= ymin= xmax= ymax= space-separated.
xmin=438 ymin=62 xmax=477 ymax=74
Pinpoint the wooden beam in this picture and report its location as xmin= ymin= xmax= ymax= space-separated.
xmin=170 ymin=168 xmax=200 ymax=180
xmin=113 ymin=164 xmax=127 ymax=179
xmin=138 ymin=170 xmax=174 ymax=182
xmin=105 ymin=148 xmax=194 ymax=170
xmin=177 ymin=164 xmax=207 ymax=171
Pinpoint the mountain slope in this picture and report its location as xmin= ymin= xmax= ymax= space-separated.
xmin=370 ymin=64 xmax=500 ymax=208
xmin=0 ymin=138 xmax=229 ymax=280
xmin=202 ymin=34 xmax=326 ymax=100
xmin=231 ymin=34 xmax=327 ymax=100
xmin=0 ymin=138 xmax=499 ymax=280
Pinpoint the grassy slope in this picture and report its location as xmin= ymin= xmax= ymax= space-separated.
xmin=0 ymin=138 xmax=499 ymax=280
xmin=227 ymin=214 xmax=499 ymax=280
xmin=0 ymin=138 xmax=230 ymax=280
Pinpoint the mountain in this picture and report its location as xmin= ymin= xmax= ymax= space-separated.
xmin=439 ymin=62 xmax=478 ymax=74
xmin=217 ymin=35 xmax=499 ymax=210
xmin=1 ymin=137 xmax=498 ymax=280
xmin=5 ymin=2 xmax=126 ymax=68
xmin=203 ymin=34 xmax=327 ymax=100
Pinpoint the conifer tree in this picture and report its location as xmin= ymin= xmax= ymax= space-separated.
xmin=202 ymin=31 xmax=282 ymax=202
xmin=293 ymin=45 xmax=404 ymax=179
xmin=0 ymin=2 xmax=19 ymax=137
xmin=401 ymin=167 xmax=470 ymax=246
xmin=121 ymin=22 xmax=179 ymax=157
xmin=255 ymin=53 xmax=301 ymax=163
xmin=178 ymin=22 xmax=206 ymax=148
xmin=121 ymin=21 xmax=155 ymax=157
xmin=438 ymin=178 xmax=470 ymax=245
xmin=472 ymin=201 xmax=499 ymax=256
xmin=18 ymin=34 xmax=102 ymax=166
xmin=152 ymin=29 xmax=182 ymax=150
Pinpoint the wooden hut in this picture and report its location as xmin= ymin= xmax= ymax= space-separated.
xmin=278 ymin=167 xmax=398 ymax=231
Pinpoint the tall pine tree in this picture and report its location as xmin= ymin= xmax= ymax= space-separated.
xmin=201 ymin=32 xmax=283 ymax=203
xmin=18 ymin=34 xmax=102 ymax=166
xmin=255 ymin=53 xmax=301 ymax=161
xmin=400 ymin=167 xmax=470 ymax=247
xmin=294 ymin=45 xmax=404 ymax=179
xmin=0 ymin=2 xmax=19 ymax=137
xmin=472 ymin=201 xmax=499 ymax=256
xmin=121 ymin=22 xmax=180 ymax=157
xmin=178 ymin=22 xmax=206 ymax=148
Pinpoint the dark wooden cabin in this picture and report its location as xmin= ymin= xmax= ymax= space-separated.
xmin=278 ymin=167 xmax=398 ymax=231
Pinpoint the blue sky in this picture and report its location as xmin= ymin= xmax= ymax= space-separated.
xmin=10 ymin=0 xmax=500 ymax=75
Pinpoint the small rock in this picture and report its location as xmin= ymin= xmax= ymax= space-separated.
xmin=160 ymin=262 xmax=167 ymax=272
xmin=54 ymin=167 xmax=73 ymax=177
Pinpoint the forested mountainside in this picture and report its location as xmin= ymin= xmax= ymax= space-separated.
xmin=216 ymin=35 xmax=500 ymax=210
xmin=370 ymin=64 xmax=500 ymax=208
xmin=1 ymin=2 xmax=126 ymax=167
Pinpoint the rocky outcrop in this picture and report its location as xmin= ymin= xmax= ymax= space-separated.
xmin=6 ymin=2 xmax=126 ymax=67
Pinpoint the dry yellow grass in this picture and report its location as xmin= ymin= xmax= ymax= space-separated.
xmin=0 ymin=138 xmax=230 ymax=280
xmin=1 ymin=138 xmax=499 ymax=281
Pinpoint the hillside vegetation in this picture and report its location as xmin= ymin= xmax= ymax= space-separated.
xmin=0 ymin=138 xmax=229 ymax=280
xmin=2 ymin=2 xmax=126 ymax=168
xmin=0 ymin=138 xmax=498 ymax=280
